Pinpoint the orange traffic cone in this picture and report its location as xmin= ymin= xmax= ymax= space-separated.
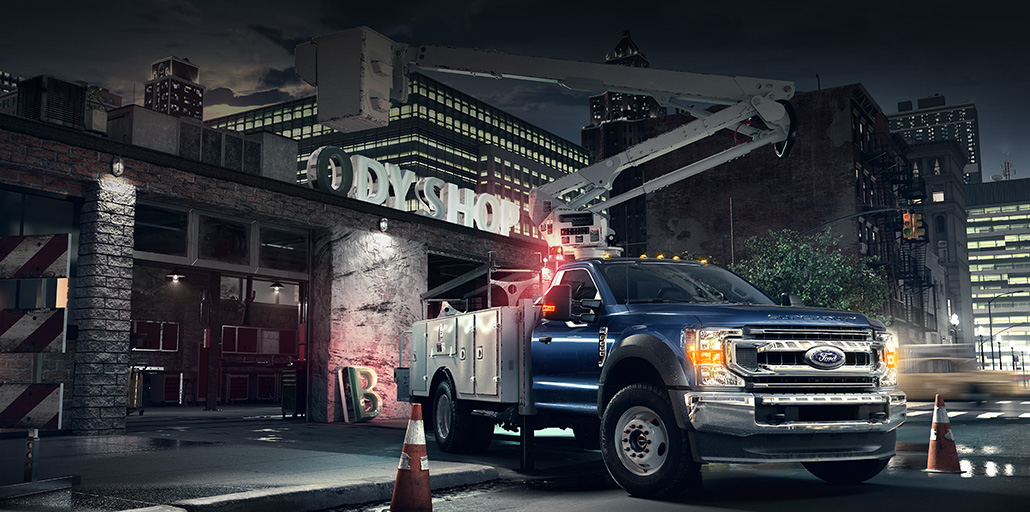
xmin=925 ymin=394 xmax=964 ymax=473
xmin=390 ymin=404 xmax=432 ymax=511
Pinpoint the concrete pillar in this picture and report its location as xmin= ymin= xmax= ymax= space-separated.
xmin=68 ymin=177 xmax=135 ymax=435
xmin=308 ymin=225 xmax=426 ymax=423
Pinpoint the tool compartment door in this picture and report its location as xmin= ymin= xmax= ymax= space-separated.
xmin=454 ymin=314 xmax=475 ymax=395
xmin=474 ymin=309 xmax=499 ymax=397
xmin=411 ymin=322 xmax=428 ymax=395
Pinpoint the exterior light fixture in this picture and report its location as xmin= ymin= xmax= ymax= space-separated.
xmin=270 ymin=281 xmax=284 ymax=293
xmin=379 ymin=217 xmax=389 ymax=232
xmin=111 ymin=156 xmax=125 ymax=176
xmin=166 ymin=269 xmax=185 ymax=282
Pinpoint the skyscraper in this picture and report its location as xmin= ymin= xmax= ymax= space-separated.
xmin=966 ymin=177 xmax=1030 ymax=370
xmin=888 ymin=95 xmax=981 ymax=183
xmin=143 ymin=56 xmax=204 ymax=120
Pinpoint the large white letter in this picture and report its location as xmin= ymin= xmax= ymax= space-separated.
xmin=350 ymin=155 xmax=390 ymax=205
xmin=473 ymin=193 xmax=502 ymax=234
xmin=415 ymin=177 xmax=446 ymax=220
xmin=385 ymin=163 xmax=416 ymax=210
xmin=305 ymin=146 xmax=351 ymax=196
xmin=442 ymin=183 xmax=475 ymax=228
xmin=500 ymin=200 xmax=521 ymax=236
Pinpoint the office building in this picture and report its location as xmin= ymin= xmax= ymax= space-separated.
xmin=206 ymin=72 xmax=590 ymax=238
xmin=966 ymin=177 xmax=1030 ymax=369
xmin=889 ymin=95 xmax=981 ymax=184
xmin=143 ymin=56 xmax=205 ymax=120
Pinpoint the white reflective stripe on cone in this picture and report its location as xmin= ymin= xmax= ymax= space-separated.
xmin=404 ymin=419 xmax=426 ymax=445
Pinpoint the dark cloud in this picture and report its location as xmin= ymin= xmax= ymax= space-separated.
xmin=206 ymin=87 xmax=296 ymax=107
xmin=248 ymin=24 xmax=310 ymax=55
xmin=259 ymin=67 xmax=303 ymax=89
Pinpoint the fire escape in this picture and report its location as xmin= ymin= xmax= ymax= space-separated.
xmin=859 ymin=121 xmax=932 ymax=332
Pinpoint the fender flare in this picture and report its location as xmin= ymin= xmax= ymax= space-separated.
xmin=598 ymin=333 xmax=693 ymax=429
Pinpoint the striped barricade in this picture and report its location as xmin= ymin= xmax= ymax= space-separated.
xmin=0 ymin=233 xmax=71 ymax=430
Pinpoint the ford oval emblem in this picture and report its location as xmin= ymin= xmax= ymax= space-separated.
xmin=804 ymin=346 xmax=847 ymax=370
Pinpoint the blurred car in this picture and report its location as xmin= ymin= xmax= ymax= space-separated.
xmin=897 ymin=356 xmax=1023 ymax=401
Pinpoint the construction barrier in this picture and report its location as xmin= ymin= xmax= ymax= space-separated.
xmin=390 ymin=403 xmax=431 ymax=512
xmin=925 ymin=394 xmax=963 ymax=473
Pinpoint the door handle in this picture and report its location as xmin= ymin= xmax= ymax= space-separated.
xmin=539 ymin=335 xmax=552 ymax=344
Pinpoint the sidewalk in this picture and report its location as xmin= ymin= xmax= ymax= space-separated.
xmin=0 ymin=405 xmax=506 ymax=512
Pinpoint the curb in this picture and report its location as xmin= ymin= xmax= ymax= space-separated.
xmin=120 ymin=464 xmax=499 ymax=512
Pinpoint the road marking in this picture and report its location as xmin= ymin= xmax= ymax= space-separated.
xmin=947 ymin=411 xmax=965 ymax=418
xmin=1021 ymin=413 xmax=1030 ymax=419
xmin=996 ymin=401 xmax=1012 ymax=404
xmin=976 ymin=412 xmax=1004 ymax=419
xmin=1022 ymin=401 xmax=1030 ymax=405
xmin=907 ymin=410 xmax=931 ymax=416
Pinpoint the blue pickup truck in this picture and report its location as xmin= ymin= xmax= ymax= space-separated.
xmin=400 ymin=257 xmax=906 ymax=498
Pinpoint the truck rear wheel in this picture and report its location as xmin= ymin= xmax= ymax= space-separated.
xmin=600 ymin=383 xmax=700 ymax=498
xmin=431 ymin=379 xmax=493 ymax=453
xmin=802 ymin=458 xmax=890 ymax=484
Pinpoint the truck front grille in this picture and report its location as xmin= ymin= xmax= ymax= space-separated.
xmin=729 ymin=325 xmax=880 ymax=390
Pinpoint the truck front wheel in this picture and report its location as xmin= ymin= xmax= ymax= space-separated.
xmin=802 ymin=458 xmax=890 ymax=484
xmin=600 ymin=384 xmax=700 ymax=498
xmin=431 ymin=379 xmax=493 ymax=453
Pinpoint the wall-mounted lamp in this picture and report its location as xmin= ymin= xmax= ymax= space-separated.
xmin=378 ymin=218 xmax=388 ymax=232
xmin=270 ymin=281 xmax=284 ymax=293
xmin=111 ymin=156 xmax=125 ymax=177
xmin=166 ymin=269 xmax=185 ymax=282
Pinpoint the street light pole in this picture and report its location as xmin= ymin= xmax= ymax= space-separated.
xmin=986 ymin=290 xmax=1026 ymax=370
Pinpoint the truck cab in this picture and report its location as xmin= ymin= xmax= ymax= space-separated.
xmin=532 ymin=258 xmax=906 ymax=495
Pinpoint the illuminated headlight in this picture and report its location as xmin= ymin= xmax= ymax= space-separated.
xmin=685 ymin=329 xmax=743 ymax=387
xmin=877 ymin=331 xmax=897 ymax=388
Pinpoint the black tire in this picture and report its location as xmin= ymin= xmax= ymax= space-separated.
xmin=802 ymin=458 xmax=890 ymax=484
xmin=600 ymin=383 xmax=700 ymax=498
xmin=431 ymin=379 xmax=493 ymax=453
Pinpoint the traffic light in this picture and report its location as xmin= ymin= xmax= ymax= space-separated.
xmin=912 ymin=214 xmax=925 ymax=238
xmin=902 ymin=212 xmax=914 ymax=239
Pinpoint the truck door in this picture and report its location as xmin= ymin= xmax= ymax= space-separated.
xmin=532 ymin=268 xmax=604 ymax=414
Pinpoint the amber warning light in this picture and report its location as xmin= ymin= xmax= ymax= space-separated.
xmin=541 ymin=304 xmax=557 ymax=313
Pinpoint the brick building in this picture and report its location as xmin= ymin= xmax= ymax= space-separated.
xmin=642 ymin=84 xmax=938 ymax=347
xmin=0 ymin=112 xmax=543 ymax=435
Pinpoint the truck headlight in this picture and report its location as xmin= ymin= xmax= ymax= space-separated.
xmin=685 ymin=329 xmax=743 ymax=387
xmin=877 ymin=332 xmax=897 ymax=388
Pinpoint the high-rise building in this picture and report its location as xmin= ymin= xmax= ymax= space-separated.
xmin=143 ymin=56 xmax=204 ymax=120
xmin=905 ymin=140 xmax=973 ymax=345
xmin=581 ymin=31 xmax=667 ymax=256
xmin=888 ymin=95 xmax=981 ymax=184
xmin=206 ymin=72 xmax=590 ymax=238
xmin=966 ymin=176 xmax=1030 ymax=370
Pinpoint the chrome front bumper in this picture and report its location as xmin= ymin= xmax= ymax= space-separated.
xmin=673 ymin=390 xmax=907 ymax=463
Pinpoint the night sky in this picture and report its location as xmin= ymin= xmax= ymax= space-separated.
xmin=2 ymin=0 xmax=1025 ymax=179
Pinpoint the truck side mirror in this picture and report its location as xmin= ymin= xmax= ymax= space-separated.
xmin=542 ymin=285 xmax=572 ymax=321
xmin=578 ymin=299 xmax=602 ymax=323
xmin=780 ymin=293 xmax=805 ymax=307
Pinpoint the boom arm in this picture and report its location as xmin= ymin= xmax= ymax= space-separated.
xmin=296 ymin=27 xmax=796 ymax=258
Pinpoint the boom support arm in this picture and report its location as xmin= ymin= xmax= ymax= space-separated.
xmin=296 ymin=27 xmax=796 ymax=257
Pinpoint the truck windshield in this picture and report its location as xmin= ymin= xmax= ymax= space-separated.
xmin=599 ymin=261 xmax=776 ymax=305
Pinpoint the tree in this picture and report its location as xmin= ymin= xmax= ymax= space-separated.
xmin=728 ymin=229 xmax=890 ymax=323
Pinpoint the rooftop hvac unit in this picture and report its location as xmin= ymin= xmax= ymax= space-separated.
xmin=16 ymin=75 xmax=86 ymax=129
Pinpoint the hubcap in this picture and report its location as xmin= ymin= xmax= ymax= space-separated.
xmin=435 ymin=392 xmax=452 ymax=440
xmin=615 ymin=406 xmax=669 ymax=476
